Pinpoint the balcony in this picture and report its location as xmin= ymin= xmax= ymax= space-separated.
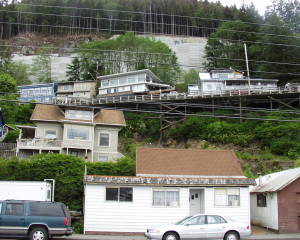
xmin=17 ymin=138 xmax=62 ymax=150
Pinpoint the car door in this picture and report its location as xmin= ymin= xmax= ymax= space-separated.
xmin=180 ymin=215 xmax=207 ymax=239
xmin=205 ymin=215 xmax=228 ymax=239
xmin=0 ymin=202 xmax=26 ymax=236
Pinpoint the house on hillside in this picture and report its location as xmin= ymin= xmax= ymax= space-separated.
xmin=98 ymin=69 xmax=172 ymax=97
xmin=18 ymin=83 xmax=57 ymax=103
xmin=250 ymin=167 xmax=300 ymax=233
xmin=188 ymin=69 xmax=278 ymax=95
xmin=83 ymin=148 xmax=255 ymax=234
xmin=56 ymin=80 xmax=97 ymax=99
xmin=16 ymin=104 xmax=126 ymax=161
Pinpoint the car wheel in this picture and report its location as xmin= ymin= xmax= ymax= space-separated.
xmin=29 ymin=227 xmax=49 ymax=240
xmin=163 ymin=231 xmax=179 ymax=240
xmin=224 ymin=231 xmax=239 ymax=240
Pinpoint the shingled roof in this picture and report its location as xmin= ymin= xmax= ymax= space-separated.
xmin=136 ymin=148 xmax=244 ymax=178
xmin=31 ymin=104 xmax=126 ymax=126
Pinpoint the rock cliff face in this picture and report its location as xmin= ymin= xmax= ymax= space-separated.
xmin=9 ymin=33 xmax=207 ymax=83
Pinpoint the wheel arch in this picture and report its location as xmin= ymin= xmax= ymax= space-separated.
xmin=224 ymin=230 xmax=240 ymax=240
xmin=163 ymin=231 xmax=180 ymax=240
xmin=27 ymin=224 xmax=49 ymax=237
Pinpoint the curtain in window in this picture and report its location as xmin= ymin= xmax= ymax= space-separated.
xmin=153 ymin=191 xmax=165 ymax=206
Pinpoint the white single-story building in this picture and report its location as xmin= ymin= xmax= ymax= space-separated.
xmin=250 ymin=167 xmax=300 ymax=233
xmin=83 ymin=148 xmax=255 ymax=235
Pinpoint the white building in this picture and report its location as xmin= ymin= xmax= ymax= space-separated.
xmin=98 ymin=69 xmax=172 ymax=96
xmin=188 ymin=69 xmax=278 ymax=95
xmin=250 ymin=167 xmax=300 ymax=233
xmin=84 ymin=148 xmax=255 ymax=234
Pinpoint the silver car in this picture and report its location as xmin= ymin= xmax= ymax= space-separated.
xmin=145 ymin=214 xmax=251 ymax=240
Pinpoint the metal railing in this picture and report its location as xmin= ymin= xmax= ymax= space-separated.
xmin=17 ymin=139 xmax=62 ymax=148
xmin=50 ymin=86 xmax=300 ymax=106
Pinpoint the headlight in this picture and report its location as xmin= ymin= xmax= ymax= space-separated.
xmin=148 ymin=229 xmax=160 ymax=233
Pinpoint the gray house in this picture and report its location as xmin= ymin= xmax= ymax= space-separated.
xmin=16 ymin=104 xmax=126 ymax=161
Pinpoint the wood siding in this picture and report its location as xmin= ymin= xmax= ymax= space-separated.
xmin=84 ymin=184 xmax=251 ymax=234
xmin=250 ymin=193 xmax=279 ymax=230
xmin=278 ymin=177 xmax=300 ymax=233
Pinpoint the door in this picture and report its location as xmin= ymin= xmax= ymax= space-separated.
xmin=205 ymin=215 xmax=228 ymax=239
xmin=0 ymin=202 xmax=25 ymax=236
xmin=180 ymin=215 xmax=207 ymax=239
xmin=189 ymin=189 xmax=203 ymax=215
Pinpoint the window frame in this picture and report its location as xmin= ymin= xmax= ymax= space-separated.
xmin=214 ymin=188 xmax=240 ymax=207
xmin=67 ymin=127 xmax=90 ymax=141
xmin=257 ymin=194 xmax=267 ymax=207
xmin=105 ymin=187 xmax=133 ymax=202
xmin=99 ymin=155 xmax=108 ymax=162
xmin=152 ymin=188 xmax=180 ymax=207
xmin=99 ymin=132 xmax=110 ymax=147
xmin=45 ymin=129 xmax=57 ymax=139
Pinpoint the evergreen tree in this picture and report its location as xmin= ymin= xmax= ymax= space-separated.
xmin=66 ymin=57 xmax=81 ymax=81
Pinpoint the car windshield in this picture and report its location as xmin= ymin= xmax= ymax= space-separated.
xmin=174 ymin=216 xmax=193 ymax=225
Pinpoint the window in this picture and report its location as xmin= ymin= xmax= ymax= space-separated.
xmin=110 ymin=79 xmax=118 ymax=86
xmin=152 ymin=188 xmax=179 ymax=207
xmin=99 ymin=133 xmax=109 ymax=146
xmin=257 ymin=194 xmax=267 ymax=207
xmin=128 ymin=76 xmax=136 ymax=83
xmin=214 ymin=188 xmax=240 ymax=207
xmin=99 ymin=156 xmax=108 ymax=162
xmin=35 ymin=88 xmax=41 ymax=95
xmin=62 ymin=85 xmax=72 ymax=91
xmin=70 ymin=151 xmax=78 ymax=157
xmin=67 ymin=128 xmax=89 ymax=140
xmin=138 ymin=74 xmax=145 ymax=82
xmin=66 ymin=109 xmax=92 ymax=120
xmin=119 ymin=78 xmax=126 ymax=85
xmin=207 ymin=215 xmax=227 ymax=224
xmin=0 ymin=203 xmax=2 ymax=214
xmin=207 ymin=84 xmax=212 ymax=91
xmin=29 ymin=202 xmax=64 ymax=217
xmin=5 ymin=203 xmax=24 ymax=215
xmin=102 ymin=80 xmax=109 ymax=87
xmin=189 ymin=215 xmax=206 ymax=225
xmin=45 ymin=130 xmax=56 ymax=139
xmin=106 ymin=187 xmax=133 ymax=202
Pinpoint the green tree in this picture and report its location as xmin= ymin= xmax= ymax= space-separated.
xmin=79 ymin=32 xmax=181 ymax=86
xmin=66 ymin=57 xmax=81 ymax=81
xmin=30 ymin=48 xmax=52 ymax=83
xmin=0 ymin=73 xmax=18 ymax=93
xmin=204 ymin=20 xmax=258 ymax=71
xmin=249 ymin=14 xmax=300 ymax=83
xmin=176 ymin=69 xmax=199 ymax=92
xmin=0 ymin=42 xmax=12 ymax=71
xmin=7 ymin=61 xmax=31 ymax=85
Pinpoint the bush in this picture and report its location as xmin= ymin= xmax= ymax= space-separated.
xmin=2 ymin=130 xmax=19 ymax=143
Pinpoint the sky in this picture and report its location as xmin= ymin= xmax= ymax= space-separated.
xmin=209 ymin=0 xmax=274 ymax=15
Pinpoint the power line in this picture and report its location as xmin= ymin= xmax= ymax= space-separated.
xmin=1 ymin=8 xmax=299 ymax=41
xmin=14 ymin=2 xmax=300 ymax=32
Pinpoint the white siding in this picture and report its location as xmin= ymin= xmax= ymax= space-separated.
xmin=204 ymin=187 xmax=251 ymax=225
xmin=84 ymin=185 xmax=190 ymax=233
xmin=250 ymin=193 xmax=279 ymax=230
xmin=84 ymin=185 xmax=252 ymax=234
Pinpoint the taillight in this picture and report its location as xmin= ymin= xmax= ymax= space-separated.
xmin=64 ymin=217 xmax=69 ymax=226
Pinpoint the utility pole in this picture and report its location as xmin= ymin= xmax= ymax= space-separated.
xmin=244 ymin=43 xmax=250 ymax=88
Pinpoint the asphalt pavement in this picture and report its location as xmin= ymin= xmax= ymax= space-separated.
xmin=54 ymin=225 xmax=300 ymax=240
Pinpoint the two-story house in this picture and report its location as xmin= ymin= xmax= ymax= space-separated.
xmin=56 ymin=80 xmax=97 ymax=99
xmin=188 ymin=69 xmax=278 ymax=95
xmin=16 ymin=104 xmax=126 ymax=161
xmin=98 ymin=69 xmax=172 ymax=97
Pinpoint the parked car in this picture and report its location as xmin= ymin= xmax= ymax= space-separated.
xmin=0 ymin=200 xmax=73 ymax=240
xmin=145 ymin=214 xmax=251 ymax=240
